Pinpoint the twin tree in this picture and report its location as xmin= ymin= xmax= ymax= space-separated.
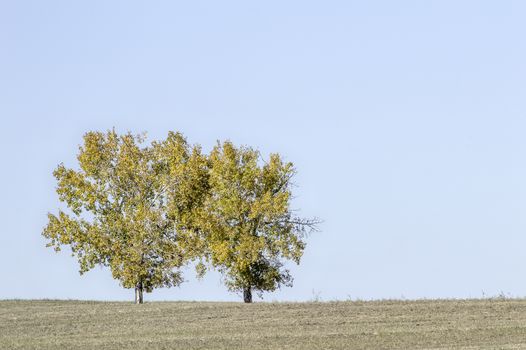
xmin=43 ymin=130 xmax=318 ymax=304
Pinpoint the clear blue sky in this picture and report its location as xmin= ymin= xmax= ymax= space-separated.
xmin=1 ymin=0 xmax=526 ymax=302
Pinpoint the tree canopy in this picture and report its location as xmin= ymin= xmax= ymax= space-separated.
xmin=197 ymin=141 xmax=318 ymax=302
xmin=43 ymin=130 xmax=208 ymax=303
xmin=43 ymin=130 xmax=318 ymax=303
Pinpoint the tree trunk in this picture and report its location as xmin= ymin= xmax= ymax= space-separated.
xmin=243 ymin=287 xmax=252 ymax=303
xmin=135 ymin=281 xmax=144 ymax=304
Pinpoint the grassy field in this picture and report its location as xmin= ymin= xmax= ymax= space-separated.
xmin=1 ymin=299 xmax=526 ymax=349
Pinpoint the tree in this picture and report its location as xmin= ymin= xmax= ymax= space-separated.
xmin=42 ymin=130 xmax=207 ymax=303
xmin=198 ymin=141 xmax=318 ymax=303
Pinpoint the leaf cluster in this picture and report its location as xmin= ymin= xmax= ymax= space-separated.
xmin=43 ymin=130 xmax=318 ymax=298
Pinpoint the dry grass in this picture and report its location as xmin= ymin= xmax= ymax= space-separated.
xmin=1 ymin=299 xmax=526 ymax=349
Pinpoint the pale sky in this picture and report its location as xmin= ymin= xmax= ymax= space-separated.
xmin=1 ymin=0 xmax=526 ymax=302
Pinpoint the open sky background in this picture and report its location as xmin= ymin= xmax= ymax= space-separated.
xmin=1 ymin=0 xmax=526 ymax=302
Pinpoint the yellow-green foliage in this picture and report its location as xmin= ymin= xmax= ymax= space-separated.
xmin=43 ymin=130 xmax=317 ymax=301
xmin=43 ymin=130 xmax=208 ymax=295
xmin=200 ymin=141 xmax=318 ymax=297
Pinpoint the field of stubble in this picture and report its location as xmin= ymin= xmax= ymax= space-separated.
xmin=1 ymin=299 xmax=525 ymax=349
